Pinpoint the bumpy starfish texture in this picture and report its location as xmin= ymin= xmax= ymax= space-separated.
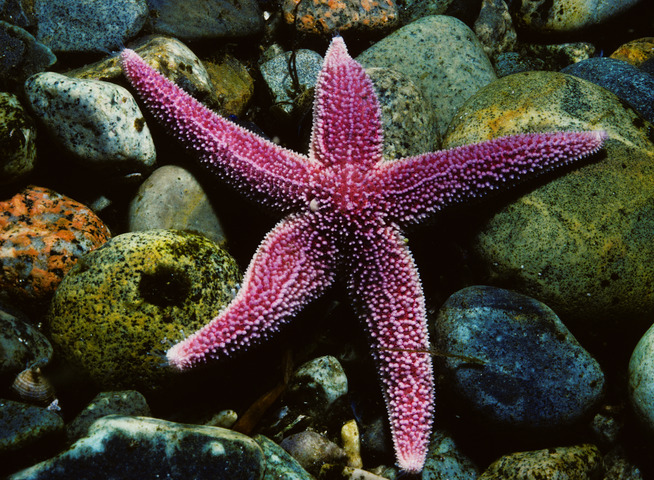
xmin=121 ymin=38 xmax=605 ymax=473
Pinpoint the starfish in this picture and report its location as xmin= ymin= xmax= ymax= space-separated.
xmin=121 ymin=38 xmax=605 ymax=473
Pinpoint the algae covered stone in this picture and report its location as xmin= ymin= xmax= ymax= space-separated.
xmin=444 ymin=71 xmax=654 ymax=332
xmin=48 ymin=230 xmax=241 ymax=390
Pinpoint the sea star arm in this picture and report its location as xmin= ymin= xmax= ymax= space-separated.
xmin=120 ymin=49 xmax=319 ymax=213
xmin=167 ymin=213 xmax=338 ymax=369
xmin=309 ymin=37 xmax=384 ymax=168
xmin=376 ymin=131 xmax=606 ymax=226
xmin=346 ymin=225 xmax=434 ymax=473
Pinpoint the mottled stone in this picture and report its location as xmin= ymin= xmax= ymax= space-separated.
xmin=254 ymin=434 xmax=313 ymax=480
xmin=203 ymin=53 xmax=254 ymax=117
xmin=0 ymin=92 xmax=36 ymax=185
xmin=367 ymin=67 xmax=440 ymax=158
xmin=0 ymin=399 xmax=63 ymax=453
xmin=444 ymin=71 xmax=654 ymax=330
xmin=493 ymin=52 xmax=544 ymax=77
xmin=400 ymin=0 xmax=455 ymax=24
xmin=629 ymin=323 xmax=654 ymax=433
xmin=473 ymin=0 xmax=517 ymax=61
xmin=48 ymin=230 xmax=241 ymax=390
xmin=432 ymin=286 xmax=604 ymax=426
xmin=610 ymin=37 xmax=654 ymax=67
xmin=282 ymin=0 xmax=398 ymax=35
xmin=522 ymin=41 xmax=595 ymax=70
xmin=9 ymin=416 xmax=265 ymax=480
xmin=512 ymin=0 xmax=640 ymax=33
xmin=146 ymin=0 xmax=263 ymax=41
xmin=0 ymin=21 xmax=55 ymax=88
xmin=128 ymin=165 xmax=226 ymax=246
xmin=280 ymin=431 xmax=346 ymax=475
xmin=0 ymin=308 xmax=52 ymax=375
xmin=341 ymin=420 xmax=362 ymax=469
xmin=24 ymin=73 xmax=156 ymax=171
xmin=259 ymin=49 xmax=322 ymax=118
xmin=0 ymin=186 xmax=110 ymax=304
xmin=32 ymin=0 xmax=147 ymax=53
xmin=422 ymin=430 xmax=479 ymax=480
xmin=357 ymin=15 xmax=496 ymax=137
xmin=65 ymin=391 xmax=150 ymax=443
xmin=562 ymin=57 xmax=654 ymax=124
xmin=287 ymin=356 xmax=348 ymax=409
xmin=478 ymin=444 xmax=602 ymax=479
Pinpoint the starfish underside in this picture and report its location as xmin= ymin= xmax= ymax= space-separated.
xmin=121 ymin=38 xmax=605 ymax=472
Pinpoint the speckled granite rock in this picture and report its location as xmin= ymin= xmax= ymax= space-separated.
xmin=0 ymin=186 xmax=110 ymax=305
xmin=432 ymin=286 xmax=604 ymax=427
xmin=48 ymin=230 xmax=241 ymax=390
xmin=422 ymin=430 xmax=479 ymax=479
xmin=146 ymin=0 xmax=263 ymax=41
xmin=444 ymin=71 xmax=654 ymax=331
xmin=253 ymin=434 xmax=313 ymax=480
xmin=0 ymin=93 xmax=36 ymax=185
xmin=24 ymin=73 xmax=155 ymax=171
xmin=9 ymin=416 xmax=264 ymax=480
xmin=512 ymin=0 xmax=640 ymax=33
xmin=32 ymin=0 xmax=147 ymax=53
xmin=357 ymin=15 xmax=496 ymax=137
xmin=287 ymin=356 xmax=348 ymax=410
xmin=367 ymin=67 xmax=440 ymax=158
xmin=629 ymin=323 xmax=654 ymax=434
xmin=128 ymin=165 xmax=226 ymax=246
xmin=561 ymin=57 xmax=654 ymax=124
xmin=478 ymin=444 xmax=602 ymax=479
xmin=282 ymin=0 xmax=398 ymax=35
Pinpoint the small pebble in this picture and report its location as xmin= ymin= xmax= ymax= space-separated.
xmin=610 ymin=37 xmax=654 ymax=67
xmin=0 ymin=307 xmax=52 ymax=375
xmin=128 ymin=165 xmax=226 ymax=246
xmin=341 ymin=420 xmax=363 ymax=469
xmin=280 ymin=430 xmax=347 ymax=475
xmin=287 ymin=356 xmax=348 ymax=410
xmin=0 ymin=92 xmax=37 ymax=185
xmin=253 ymin=434 xmax=313 ymax=480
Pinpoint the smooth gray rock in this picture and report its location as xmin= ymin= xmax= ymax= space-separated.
xmin=0 ymin=308 xmax=52 ymax=375
xmin=629 ymin=323 xmax=654 ymax=433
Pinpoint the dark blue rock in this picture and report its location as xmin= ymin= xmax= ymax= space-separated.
xmin=431 ymin=286 xmax=604 ymax=427
xmin=0 ymin=21 xmax=55 ymax=88
xmin=561 ymin=57 xmax=654 ymax=124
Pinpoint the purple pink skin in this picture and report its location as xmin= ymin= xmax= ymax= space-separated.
xmin=121 ymin=37 xmax=605 ymax=473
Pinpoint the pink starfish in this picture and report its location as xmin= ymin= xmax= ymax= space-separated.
xmin=121 ymin=38 xmax=605 ymax=473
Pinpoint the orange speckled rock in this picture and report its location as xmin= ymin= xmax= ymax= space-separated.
xmin=283 ymin=0 xmax=398 ymax=35
xmin=610 ymin=37 xmax=654 ymax=66
xmin=0 ymin=186 xmax=110 ymax=303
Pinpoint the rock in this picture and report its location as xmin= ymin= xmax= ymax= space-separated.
xmin=0 ymin=399 xmax=63 ymax=459
xmin=478 ymin=444 xmax=602 ymax=479
xmin=205 ymin=409 xmax=238 ymax=429
xmin=629 ymin=323 xmax=654 ymax=433
xmin=32 ymin=0 xmax=147 ymax=53
xmin=341 ymin=420 xmax=362 ymax=468
xmin=0 ymin=186 xmax=110 ymax=305
xmin=400 ymin=0 xmax=455 ymax=24
xmin=422 ymin=430 xmax=479 ymax=480
xmin=512 ymin=0 xmax=640 ymax=33
xmin=0 ymin=92 xmax=37 ymax=185
xmin=65 ymin=391 xmax=150 ymax=443
xmin=203 ymin=53 xmax=255 ymax=117
xmin=366 ymin=67 xmax=440 ymax=158
xmin=357 ymin=15 xmax=496 ymax=137
xmin=47 ymin=229 xmax=241 ymax=390
xmin=443 ymin=71 xmax=654 ymax=332
xmin=280 ymin=430 xmax=347 ymax=475
xmin=128 ymin=165 xmax=226 ymax=246
xmin=561 ymin=57 xmax=654 ymax=124
xmin=0 ymin=308 xmax=53 ymax=376
xmin=0 ymin=21 xmax=56 ymax=88
xmin=253 ymin=434 xmax=313 ymax=480
xmin=493 ymin=52 xmax=545 ymax=77
xmin=432 ymin=286 xmax=604 ymax=426
xmin=521 ymin=42 xmax=595 ymax=71
xmin=146 ymin=0 xmax=264 ymax=41
xmin=282 ymin=0 xmax=398 ymax=35
xmin=259 ymin=48 xmax=322 ymax=119
xmin=473 ymin=0 xmax=517 ymax=61
xmin=9 ymin=416 xmax=265 ymax=480
xmin=287 ymin=356 xmax=348 ymax=410
xmin=610 ymin=37 xmax=654 ymax=67
xmin=24 ymin=73 xmax=156 ymax=172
